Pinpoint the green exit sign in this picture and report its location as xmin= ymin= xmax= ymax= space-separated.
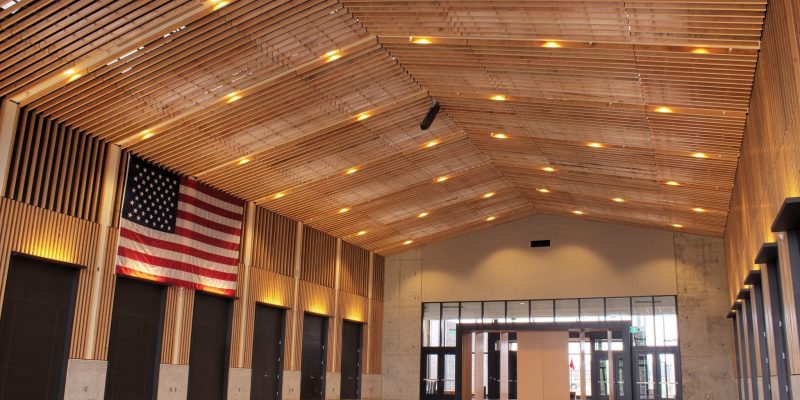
xmin=629 ymin=327 xmax=640 ymax=334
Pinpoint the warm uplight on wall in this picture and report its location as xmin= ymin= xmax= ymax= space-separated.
xmin=226 ymin=92 xmax=241 ymax=103
xmin=672 ymin=223 xmax=684 ymax=228
xmin=324 ymin=50 xmax=342 ymax=62
xmin=141 ymin=130 xmax=156 ymax=140
xmin=237 ymin=158 xmax=251 ymax=166
xmin=612 ymin=197 xmax=625 ymax=203
xmin=664 ymin=181 xmax=680 ymax=186
xmin=692 ymin=207 xmax=706 ymax=213
xmin=573 ymin=210 xmax=584 ymax=215
xmin=542 ymin=166 xmax=556 ymax=172
xmin=655 ymin=106 xmax=674 ymax=113
xmin=435 ymin=176 xmax=448 ymax=183
xmin=692 ymin=152 xmax=708 ymax=159
xmin=486 ymin=216 xmax=496 ymax=221
xmin=542 ymin=41 xmax=562 ymax=48
xmin=410 ymin=37 xmax=432 ymax=44
xmin=425 ymin=140 xmax=439 ymax=148
xmin=491 ymin=132 xmax=508 ymax=139
xmin=490 ymin=94 xmax=507 ymax=101
xmin=483 ymin=192 xmax=495 ymax=199
xmin=587 ymin=142 xmax=604 ymax=148
xmin=403 ymin=240 xmax=413 ymax=245
xmin=418 ymin=212 xmax=429 ymax=218
xmin=339 ymin=207 xmax=350 ymax=214
xmin=345 ymin=167 xmax=358 ymax=175
xmin=273 ymin=193 xmax=285 ymax=199
xmin=537 ymin=188 xmax=550 ymax=193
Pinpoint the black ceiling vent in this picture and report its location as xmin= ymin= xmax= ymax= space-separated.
xmin=530 ymin=240 xmax=551 ymax=248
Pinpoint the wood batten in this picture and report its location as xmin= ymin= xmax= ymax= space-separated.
xmin=0 ymin=99 xmax=19 ymax=195
xmin=340 ymin=241 xmax=370 ymax=297
xmin=301 ymin=226 xmax=337 ymax=288
xmin=371 ymin=255 xmax=385 ymax=301
xmin=251 ymin=206 xmax=297 ymax=276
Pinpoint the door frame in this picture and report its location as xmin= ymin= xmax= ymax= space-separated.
xmin=251 ymin=302 xmax=287 ymax=400
xmin=420 ymin=347 xmax=457 ymax=400
xmin=632 ymin=347 xmax=682 ymax=400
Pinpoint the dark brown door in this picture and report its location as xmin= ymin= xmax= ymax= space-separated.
xmin=300 ymin=314 xmax=327 ymax=400
xmin=0 ymin=254 xmax=78 ymax=399
xmin=105 ymin=277 xmax=165 ymax=400
xmin=187 ymin=292 xmax=232 ymax=400
xmin=251 ymin=304 xmax=285 ymax=400
xmin=340 ymin=321 xmax=362 ymax=399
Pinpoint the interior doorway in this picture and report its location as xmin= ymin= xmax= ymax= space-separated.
xmin=300 ymin=313 xmax=328 ymax=400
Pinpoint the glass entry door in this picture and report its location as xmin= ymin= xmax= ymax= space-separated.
xmin=633 ymin=349 xmax=681 ymax=400
xmin=421 ymin=348 xmax=456 ymax=400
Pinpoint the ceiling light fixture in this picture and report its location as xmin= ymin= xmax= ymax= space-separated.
xmin=537 ymin=188 xmax=550 ymax=193
xmin=425 ymin=140 xmax=439 ymax=148
xmin=226 ymin=92 xmax=241 ymax=103
xmin=345 ymin=167 xmax=358 ymax=175
xmin=692 ymin=152 xmax=708 ymax=159
xmin=436 ymin=176 xmax=448 ymax=183
xmin=542 ymin=41 xmax=562 ymax=48
xmin=655 ymin=106 xmax=674 ymax=113
xmin=140 ymin=130 xmax=155 ymax=140
xmin=573 ymin=210 xmax=584 ymax=215
xmin=324 ymin=50 xmax=342 ymax=62
xmin=356 ymin=112 xmax=370 ymax=121
xmin=691 ymin=48 xmax=710 ymax=54
xmin=542 ymin=166 xmax=556 ymax=172
xmin=483 ymin=192 xmax=496 ymax=199
xmin=664 ymin=181 xmax=680 ymax=186
xmin=418 ymin=212 xmax=429 ymax=218
xmin=211 ymin=0 xmax=229 ymax=11
xmin=490 ymin=94 xmax=507 ymax=101
xmin=357 ymin=230 xmax=367 ymax=236
xmin=672 ymin=223 xmax=684 ymax=228
xmin=612 ymin=197 xmax=625 ymax=203
xmin=587 ymin=142 xmax=604 ymax=148
xmin=486 ymin=216 xmax=496 ymax=221
xmin=403 ymin=240 xmax=413 ymax=245
xmin=339 ymin=207 xmax=350 ymax=214
xmin=692 ymin=207 xmax=706 ymax=213
xmin=410 ymin=37 xmax=432 ymax=44
xmin=237 ymin=158 xmax=251 ymax=166
xmin=491 ymin=132 xmax=509 ymax=139
xmin=273 ymin=193 xmax=285 ymax=199
xmin=63 ymin=68 xmax=76 ymax=76
xmin=67 ymin=74 xmax=81 ymax=82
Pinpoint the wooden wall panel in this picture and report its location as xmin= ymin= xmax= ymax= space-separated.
xmin=371 ymin=254 xmax=385 ymax=300
xmin=251 ymin=206 xmax=296 ymax=276
xmin=5 ymin=107 xmax=107 ymax=222
xmin=160 ymin=286 xmax=195 ymax=365
xmin=92 ymin=227 xmax=118 ymax=360
xmin=340 ymin=241 xmax=369 ymax=297
xmin=367 ymin=300 xmax=383 ymax=374
xmin=291 ymin=280 xmax=337 ymax=369
xmin=301 ymin=225 xmax=336 ymax=287
xmin=339 ymin=291 xmax=369 ymax=323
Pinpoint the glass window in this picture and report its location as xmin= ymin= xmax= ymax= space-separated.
xmin=580 ymin=298 xmax=605 ymax=322
xmin=460 ymin=302 xmax=482 ymax=323
xmin=532 ymin=300 xmax=554 ymax=323
xmin=442 ymin=302 xmax=459 ymax=347
xmin=654 ymin=296 xmax=678 ymax=346
xmin=556 ymin=299 xmax=579 ymax=322
xmin=632 ymin=297 xmax=655 ymax=346
xmin=423 ymin=303 xmax=441 ymax=347
xmin=606 ymin=297 xmax=631 ymax=321
xmin=483 ymin=301 xmax=505 ymax=323
xmin=507 ymin=301 xmax=530 ymax=323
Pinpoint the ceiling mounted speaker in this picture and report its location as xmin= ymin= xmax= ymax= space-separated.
xmin=420 ymin=100 xmax=440 ymax=130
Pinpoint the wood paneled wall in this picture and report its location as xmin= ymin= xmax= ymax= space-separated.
xmin=371 ymin=254 xmax=385 ymax=301
xmin=5 ymin=107 xmax=107 ymax=222
xmin=341 ymin=241 xmax=370 ymax=297
xmin=724 ymin=0 xmax=800 ymax=302
xmin=251 ymin=207 xmax=296 ymax=276
xmin=301 ymin=225 xmax=337 ymax=287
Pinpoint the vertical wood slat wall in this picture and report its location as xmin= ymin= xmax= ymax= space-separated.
xmin=0 ymin=105 xmax=385 ymax=375
xmin=724 ymin=0 xmax=800 ymax=378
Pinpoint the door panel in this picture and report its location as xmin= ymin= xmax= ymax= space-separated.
xmin=251 ymin=305 xmax=285 ymax=400
xmin=0 ymin=255 xmax=78 ymax=400
xmin=187 ymin=293 xmax=232 ymax=400
xmin=340 ymin=321 xmax=363 ymax=399
xmin=300 ymin=314 xmax=328 ymax=400
xmin=105 ymin=278 xmax=165 ymax=400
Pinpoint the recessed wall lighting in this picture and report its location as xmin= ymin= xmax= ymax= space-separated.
xmin=491 ymin=132 xmax=509 ymax=139
xmin=692 ymin=207 xmax=706 ymax=213
xmin=483 ymin=192 xmax=496 ymax=199
xmin=537 ymin=188 xmax=550 ymax=193
xmin=339 ymin=207 xmax=350 ymax=214
xmin=542 ymin=166 xmax=556 ymax=172
xmin=435 ymin=176 xmax=448 ymax=183
xmin=490 ymin=94 xmax=507 ymax=101
xmin=403 ymin=240 xmax=413 ymax=245
xmin=273 ymin=193 xmax=285 ymax=199
xmin=573 ymin=210 xmax=584 ymax=215
xmin=587 ymin=142 xmax=604 ymax=148
xmin=664 ymin=181 xmax=680 ymax=186
xmin=542 ymin=41 xmax=562 ymax=48
xmin=418 ymin=212 xmax=429 ymax=218
xmin=345 ymin=167 xmax=358 ymax=175
xmin=486 ymin=216 xmax=496 ymax=221
xmin=425 ymin=140 xmax=439 ymax=148
xmin=655 ymin=106 xmax=674 ymax=113
xmin=612 ymin=197 xmax=625 ymax=203
xmin=672 ymin=223 xmax=684 ymax=228
xmin=692 ymin=152 xmax=708 ymax=159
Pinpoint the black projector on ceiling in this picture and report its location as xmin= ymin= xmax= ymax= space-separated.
xmin=420 ymin=100 xmax=440 ymax=130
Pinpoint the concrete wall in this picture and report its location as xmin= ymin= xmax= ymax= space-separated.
xmin=382 ymin=217 xmax=735 ymax=400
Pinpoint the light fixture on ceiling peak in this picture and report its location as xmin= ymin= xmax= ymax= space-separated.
xmin=63 ymin=68 xmax=76 ymax=76
xmin=67 ymin=73 xmax=82 ymax=82
xmin=491 ymin=132 xmax=509 ymax=139
xmin=211 ymin=0 xmax=229 ymax=11
xmin=691 ymin=48 xmax=710 ymax=54
xmin=356 ymin=112 xmax=370 ymax=121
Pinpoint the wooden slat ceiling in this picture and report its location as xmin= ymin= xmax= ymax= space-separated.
xmin=1 ymin=0 xmax=766 ymax=254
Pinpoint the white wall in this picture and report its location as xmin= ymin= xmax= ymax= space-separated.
xmin=421 ymin=214 xmax=677 ymax=301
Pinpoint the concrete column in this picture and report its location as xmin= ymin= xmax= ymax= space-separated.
xmin=500 ymin=332 xmax=509 ymax=400
xmin=474 ymin=332 xmax=485 ymax=400
xmin=0 ymin=99 xmax=19 ymax=196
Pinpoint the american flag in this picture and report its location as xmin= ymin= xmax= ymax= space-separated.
xmin=115 ymin=156 xmax=244 ymax=296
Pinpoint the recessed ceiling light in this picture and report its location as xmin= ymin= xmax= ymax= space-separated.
xmin=672 ymin=223 xmax=684 ymax=228
xmin=483 ymin=192 xmax=496 ymax=199
xmin=339 ymin=207 xmax=350 ymax=214
xmin=324 ymin=50 xmax=342 ymax=62
xmin=692 ymin=207 xmax=706 ymax=213
xmin=537 ymin=188 xmax=550 ymax=193
xmin=691 ymin=48 xmax=710 ymax=54
xmin=692 ymin=152 xmax=708 ymax=159
xmin=490 ymin=94 xmax=507 ymax=101
xmin=273 ymin=193 xmax=285 ymax=199
xmin=403 ymin=239 xmax=413 ymax=245
xmin=485 ymin=216 xmax=496 ymax=221
xmin=436 ymin=176 xmax=448 ymax=183
xmin=612 ymin=197 xmax=625 ymax=203
xmin=418 ymin=212 xmax=429 ymax=218
xmin=573 ymin=210 xmax=584 ymax=215
xmin=587 ymin=142 xmax=604 ymax=148
xmin=63 ymin=68 xmax=76 ymax=76
xmin=226 ymin=92 xmax=241 ymax=103
xmin=345 ymin=167 xmax=358 ymax=175
xmin=141 ymin=130 xmax=155 ymax=140
xmin=491 ymin=132 xmax=509 ymax=139
xmin=356 ymin=112 xmax=370 ymax=121
xmin=211 ymin=0 xmax=229 ymax=10
xmin=542 ymin=166 xmax=556 ymax=172
xmin=68 ymin=74 xmax=81 ymax=82
xmin=357 ymin=230 xmax=367 ymax=236
xmin=664 ymin=181 xmax=680 ymax=186
xmin=655 ymin=106 xmax=674 ymax=113
xmin=425 ymin=140 xmax=439 ymax=148
xmin=542 ymin=41 xmax=562 ymax=48
xmin=237 ymin=158 xmax=251 ymax=166
xmin=410 ymin=37 xmax=432 ymax=44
